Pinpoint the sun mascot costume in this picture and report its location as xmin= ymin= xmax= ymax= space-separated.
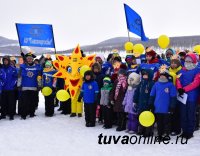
xmin=53 ymin=45 xmax=95 ymax=117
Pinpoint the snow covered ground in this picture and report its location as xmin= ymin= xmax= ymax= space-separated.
xmin=0 ymin=93 xmax=200 ymax=156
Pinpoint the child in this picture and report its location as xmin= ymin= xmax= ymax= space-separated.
xmin=78 ymin=70 xmax=99 ymax=127
xmin=42 ymin=60 xmax=57 ymax=117
xmin=133 ymin=69 xmax=154 ymax=136
xmin=92 ymin=63 xmax=105 ymax=123
xmin=149 ymin=65 xmax=177 ymax=141
xmin=110 ymin=69 xmax=128 ymax=131
xmin=123 ymin=72 xmax=140 ymax=134
xmin=100 ymin=77 xmax=113 ymax=129
xmin=169 ymin=55 xmax=182 ymax=136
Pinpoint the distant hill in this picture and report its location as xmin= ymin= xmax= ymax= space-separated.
xmin=0 ymin=36 xmax=52 ymax=56
xmin=1 ymin=35 xmax=200 ymax=55
xmin=63 ymin=35 xmax=200 ymax=54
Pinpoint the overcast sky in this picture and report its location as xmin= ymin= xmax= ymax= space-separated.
xmin=0 ymin=0 xmax=200 ymax=50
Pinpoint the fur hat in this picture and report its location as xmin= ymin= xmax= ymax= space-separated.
xmin=128 ymin=72 xmax=140 ymax=85
xmin=92 ymin=62 xmax=101 ymax=71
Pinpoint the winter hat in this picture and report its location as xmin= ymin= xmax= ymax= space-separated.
xmin=178 ymin=51 xmax=186 ymax=57
xmin=165 ymin=48 xmax=175 ymax=56
xmin=128 ymin=72 xmax=140 ymax=85
xmin=95 ymin=54 xmax=105 ymax=62
xmin=125 ymin=55 xmax=135 ymax=62
xmin=92 ymin=62 xmax=101 ymax=71
xmin=2 ymin=55 xmax=10 ymax=62
xmin=84 ymin=70 xmax=94 ymax=81
xmin=45 ymin=60 xmax=52 ymax=67
xmin=25 ymin=52 xmax=36 ymax=59
xmin=113 ymin=56 xmax=122 ymax=62
xmin=185 ymin=53 xmax=197 ymax=64
xmin=103 ymin=77 xmax=111 ymax=84
xmin=106 ymin=53 xmax=113 ymax=62
xmin=146 ymin=49 xmax=156 ymax=58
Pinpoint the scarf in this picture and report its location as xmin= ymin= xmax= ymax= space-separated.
xmin=114 ymin=75 xmax=127 ymax=100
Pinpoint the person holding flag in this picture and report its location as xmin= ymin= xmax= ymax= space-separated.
xmin=17 ymin=53 xmax=42 ymax=120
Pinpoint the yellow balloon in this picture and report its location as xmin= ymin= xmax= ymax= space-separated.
xmin=139 ymin=111 xmax=155 ymax=127
xmin=193 ymin=45 xmax=200 ymax=55
xmin=56 ymin=89 xmax=70 ymax=102
xmin=42 ymin=87 xmax=52 ymax=96
xmin=80 ymin=65 xmax=91 ymax=77
xmin=158 ymin=35 xmax=170 ymax=49
xmin=124 ymin=42 xmax=134 ymax=51
xmin=133 ymin=44 xmax=144 ymax=57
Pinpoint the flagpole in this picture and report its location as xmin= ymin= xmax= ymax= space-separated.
xmin=15 ymin=23 xmax=23 ymax=54
xmin=51 ymin=25 xmax=57 ymax=54
xmin=127 ymin=29 xmax=131 ymax=42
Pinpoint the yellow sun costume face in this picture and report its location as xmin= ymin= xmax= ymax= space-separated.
xmin=53 ymin=45 xmax=95 ymax=99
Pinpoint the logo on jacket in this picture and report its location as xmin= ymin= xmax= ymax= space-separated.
xmin=164 ymin=88 xmax=169 ymax=93
xmin=88 ymin=85 xmax=93 ymax=90
xmin=45 ymin=77 xmax=50 ymax=83
xmin=27 ymin=71 xmax=34 ymax=77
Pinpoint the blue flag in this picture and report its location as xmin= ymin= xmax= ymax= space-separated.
xmin=124 ymin=4 xmax=149 ymax=41
xmin=16 ymin=23 xmax=55 ymax=48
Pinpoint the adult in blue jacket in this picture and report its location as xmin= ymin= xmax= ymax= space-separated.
xmin=0 ymin=67 xmax=6 ymax=107
xmin=1 ymin=56 xmax=18 ymax=120
xmin=17 ymin=53 xmax=42 ymax=119
xmin=176 ymin=53 xmax=200 ymax=139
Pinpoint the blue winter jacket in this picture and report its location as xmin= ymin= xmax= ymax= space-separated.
xmin=2 ymin=65 xmax=17 ymax=90
xmin=20 ymin=64 xmax=42 ymax=88
xmin=0 ymin=69 xmax=6 ymax=93
xmin=177 ymin=67 xmax=200 ymax=102
xmin=150 ymin=81 xmax=177 ymax=113
xmin=81 ymin=81 xmax=99 ymax=104
xmin=42 ymin=69 xmax=57 ymax=88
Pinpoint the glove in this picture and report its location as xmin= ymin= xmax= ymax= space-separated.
xmin=178 ymin=88 xmax=185 ymax=96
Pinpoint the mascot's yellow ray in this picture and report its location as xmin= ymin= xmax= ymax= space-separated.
xmin=53 ymin=44 xmax=95 ymax=99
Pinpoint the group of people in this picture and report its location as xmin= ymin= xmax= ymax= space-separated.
xmin=0 ymin=47 xmax=200 ymax=141
xmin=78 ymin=47 xmax=200 ymax=141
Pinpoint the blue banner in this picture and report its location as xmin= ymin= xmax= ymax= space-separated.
xmin=124 ymin=4 xmax=149 ymax=41
xmin=16 ymin=23 xmax=55 ymax=48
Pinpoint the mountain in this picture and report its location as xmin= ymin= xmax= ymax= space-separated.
xmin=62 ymin=35 xmax=200 ymax=54
xmin=1 ymin=35 xmax=200 ymax=55
xmin=0 ymin=36 xmax=52 ymax=56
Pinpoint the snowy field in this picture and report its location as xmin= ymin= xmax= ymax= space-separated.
xmin=0 ymin=93 xmax=200 ymax=156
